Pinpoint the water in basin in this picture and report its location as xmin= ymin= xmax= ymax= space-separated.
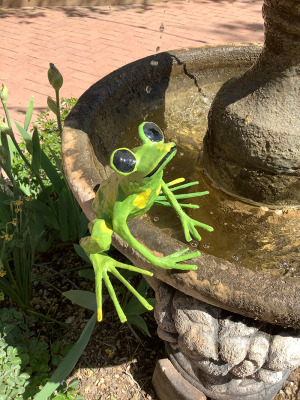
xmin=116 ymin=84 xmax=300 ymax=277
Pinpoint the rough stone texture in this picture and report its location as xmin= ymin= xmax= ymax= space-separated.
xmin=152 ymin=359 xmax=207 ymax=400
xmin=202 ymin=0 xmax=300 ymax=207
xmin=152 ymin=280 xmax=300 ymax=400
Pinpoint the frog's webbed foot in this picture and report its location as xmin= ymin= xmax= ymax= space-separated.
xmin=181 ymin=214 xmax=214 ymax=242
xmin=154 ymin=178 xmax=209 ymax=209
xmin=153 ymin=247 xmax=201 ymax=271
xmin=90 ymin=253 xmax=153 ymax=323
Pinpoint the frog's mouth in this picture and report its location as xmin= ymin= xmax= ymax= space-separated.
xmin=145 ymin=146 xmax=177 ymax=178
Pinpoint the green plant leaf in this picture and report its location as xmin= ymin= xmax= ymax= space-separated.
xmin=15 ymin=121 xmax=32 ymax=143
xmin=33 ymin=312 xmax=97 ymax=400
xmin=58 ymin=187 xmax=69 ymax=241
xmin=51 ymin=341 xmax=60 ymax=355
xmin=31 ymin=128 xmax=41 ymax=176
xmin=47 ymin=96 xmax=60 ymax=116
xmin=126 ymin=314 xmax=151 ymax=337
xmin=0 ymin=131 xmax=12 ymax=175
xmin=73 ymin=244 xmax=91 ymax=264
xmin=125 ymin=297 xmax=155 ymax=316
xmin=24 ymin=96 xmax=33 ymax=131
xmin=78 ymin=269 xmax=94 ymax=281
xmin=63 ymin=290 xmax=97 ymax=311
xmin=68 ymin=378 xmax=79 ymax=389
xmin=40 ymin=151 xmax=64 ymax=194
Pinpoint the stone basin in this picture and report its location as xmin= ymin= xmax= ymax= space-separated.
xmin=62 ymin=44 xmax=300 ymax=330
xmin=61 ymin=43 xmax=300 ymax=400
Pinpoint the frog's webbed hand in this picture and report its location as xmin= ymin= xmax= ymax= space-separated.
xmin=113 ymin=205 xmax=201 ymax=271
xmin=80 ymin=219 xmax=153 ymax=323
xmin=160 ymin=180 xmax=213 ymax=242
xmin=154 ymin=178 xmax=209 ymax=209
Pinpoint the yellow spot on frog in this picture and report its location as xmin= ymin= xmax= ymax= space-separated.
xmin=133 ymin=189 xmax=151 ymax=209
xmin=156 ymin=184 xmax=161 ymax=195
xmin=156 ymin=143 xmax=173 ymax=152
xmin=168 ymin=177 xmax=185 ymax=186
xmin=101 ymin=221 xmax=112 ymax=234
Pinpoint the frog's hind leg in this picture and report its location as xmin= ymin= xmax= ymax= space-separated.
xmin=90 ymin=253 xmax=153 ymax=323
xmin=91 ymin=254 xmax=146 ymax=324
xmin=80 ymin=219 xmax=153 ymax=323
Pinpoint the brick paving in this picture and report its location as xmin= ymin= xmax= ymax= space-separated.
xmin=0 ymin=1 xmax=263 ymax=127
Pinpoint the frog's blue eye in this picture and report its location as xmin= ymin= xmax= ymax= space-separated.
xmin=140 ymin=122 xmax=164 ymax=143
xmin=111 ymin=149 xmax=136 ymax=174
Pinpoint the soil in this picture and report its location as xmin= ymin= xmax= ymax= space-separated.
xmin=16 ymin=245 xmax=300 ymax=399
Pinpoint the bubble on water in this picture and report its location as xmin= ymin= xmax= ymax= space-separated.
xmin=224 ymin=222 xmax=228 ymax=226
xmin=210 ymin=211 xmax=214 ymax=215
xmin=190 ymin=240 xmax=199 ymax=248
xmin=145 ymin=86 xmax=152 ymax=94
xmin=153 ymin=217 xmax=159 ymax=222
xmin=232 ymin=254 xmax=241 ymax=262
xmin=203 ymin=243 xmax=211 ymax=249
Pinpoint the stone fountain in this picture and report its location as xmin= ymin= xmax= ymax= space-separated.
xmin=62 ymin=1 xmax=300 ymax=399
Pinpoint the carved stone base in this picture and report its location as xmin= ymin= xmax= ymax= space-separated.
xmin=150 ymin=278 xmax=300 ymax=400
xmin=167 ymin=345 xmax=289 ymax=400
xmin=152 ymin=358 xmax=207 ymax=400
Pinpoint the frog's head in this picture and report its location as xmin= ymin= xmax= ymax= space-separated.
xmin=110 ymin=122 xmax=176 ymax=181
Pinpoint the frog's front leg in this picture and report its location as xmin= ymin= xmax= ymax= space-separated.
xmin=155 ymin=178 xmax=209 ymax=209
xmin=160 ymin=180 xmax=214 ymax=242
xmin=80 ymin=219 xmax=153 ymax=323
xmin=113 ymin=204 xmax=201 ymax=271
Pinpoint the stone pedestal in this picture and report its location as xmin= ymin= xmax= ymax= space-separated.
xmin=151 ymin=278 xmax=300 ymax=400
xmin=202 ymin=0 xmax=300 ymax=207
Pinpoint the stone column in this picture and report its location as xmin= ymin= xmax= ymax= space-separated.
xmin=202 ymin=0 xmax=300 ymax=207
xmin=152 ymin=280 xmax=300 ymax=400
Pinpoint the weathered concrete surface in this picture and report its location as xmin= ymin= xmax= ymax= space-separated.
xmin=153 ymin=359 xmax=207 ymax=400
xmin=202 ymin=0 xmax=300 ymax=207
xmin=153 ymin=281 xmax=299 ymax=400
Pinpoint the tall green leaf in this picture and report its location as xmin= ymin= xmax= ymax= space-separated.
xmin=15 ymin=121 xmax=32 ymax=142
xmin=33 ymin=313 xmax=97 ymax=400
xmin=24 ymin=96 xmax=33 ymax=131
xmin=40 ymin=151 xmax=63 ymax=194
xmin=58 ymin=187 xmax=68 ymax=241
xmin=31 ymin=128 xmax=41 ymax=176
xmin=0 ymin=132 xmax=12 ymax=177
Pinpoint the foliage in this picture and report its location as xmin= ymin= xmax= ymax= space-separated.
xmin=11 ymin=97 xmax=77 ymax=193
xmin=0 ymin=196 xmax=43 ymax=309
xmin=0 ymin=68 xmax=87 ymax=309
xmin=0 ymin=308 xmax=82 ymax=400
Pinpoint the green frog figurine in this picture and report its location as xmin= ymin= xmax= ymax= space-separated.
xmin=80 ymin=122 xmax=213 ymax=322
